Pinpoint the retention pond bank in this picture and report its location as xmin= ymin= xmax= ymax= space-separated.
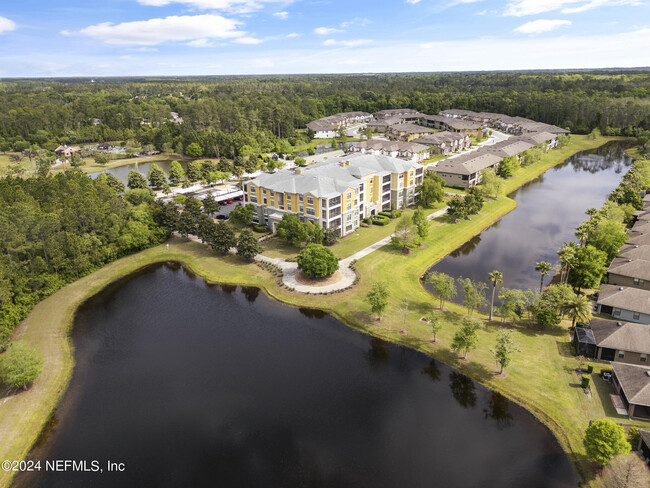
xmin=15 ymin=264 xmax=576 ymax=488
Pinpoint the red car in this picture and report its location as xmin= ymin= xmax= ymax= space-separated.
xmin=235 ymin=196 xmax=244 ymax=201
xmin=226 ymin=199 xmax=233 ymax=204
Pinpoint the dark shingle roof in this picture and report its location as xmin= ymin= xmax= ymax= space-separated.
xmin=611 ymin=362 xmax=650 ymax=406
xmin=589 ymin=318 xmax=650 ymax=354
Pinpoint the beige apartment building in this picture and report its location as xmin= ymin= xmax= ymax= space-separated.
xmin=243 ymin=154 xmax=424 ymax=236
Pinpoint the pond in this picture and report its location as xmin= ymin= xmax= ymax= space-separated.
xmin=426 ymin=141 xmax=632 ymax=298
xmin=15 ymin=264 xmax=577 ymax=488
xmin=89 ymin=159 xmax=180 ymax=185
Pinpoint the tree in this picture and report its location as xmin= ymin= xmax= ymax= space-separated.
xmin=96 ymin=173 xmax=125 ymax=194
xmin=93 ymin=153 xmax=110 ymax=166
xmin=487 ymin=270 xmax=503 ymax=321
xmin=236 ymin=229 xmax=263 ymax=261
xmin=202 ymin=194 xmax=220 ymax=216
xmin=458 ymin=277 xmax=486 ymax=316
xmin=429 ymin=310 xmax=442 ymax=343
xmin=185 ymin=142 xmax=204 ymax=158
xmin=480 ymin=168 xmax=504 ymax=199
xmin=147 ymin=163 xmax=166 ymax=189
xmin=297 ymin=244 xmax=339 ymax=278
xmin=0 ymin=341 xmax=43 ymax=389
xmin=186 ymin=160 xmax=203 ymax=183
xmin=418 ymin=172 xmax=445 ymax=207
xmin=392 ymin=214 xmax=415 ymax=251
xmin=447 ymin=196 xmax=468 ymax=221
xmin=294 ymin=157 xmax=307 ymax=167
xmin=197 ymin=214 xmax=216 ymax=243
xmin=412 ymin=206 xmax=429 ymax=240
xmin=229 ymin=204 xmax=255 ymax=226
xmin=498 ymin=287 xmax=527 ymax=324
xmin=588 ymin=219 xmax=629 ymax=261
xmin=153 ymin=201 xmax=179 ymax=237
xmin=557 ymin=242 xmax=577 ymax=283
xmin=177 ymin=211 xmax=196 ymax=240
xmin=208 ymin=221 xmax=236 ymax=254
xmin=365 ymin=282 xmax=390 ymax=320
xmin=304 ymin=221 xmax=324 ymax=244
xmin=497 ymin=155 xmax=520 ymax=178
xmin=276 ymin=213 xmax=308 ymax=245
xmin=451 ymin=317 xmax=480 ymax=359
xmin=323 ymin=228 xmax=339 ymax=246
xmin=127 ymin=169 xmax=148 ymax=190
xmin=168 ymin=160 xmax=185 ymax=186
xmin=464 ymin=187 xmax=485 ymax=215
xmin=535 ymin=261 xmax=552 ymax=293
xmin=36 ymin=157 xmax=52 ymax=177
xmin=492 ymin=329 xmax=519 ymax=374
xmin=583 ymin=419 xmax=630 ymax=466
xmin=426 ymin=271 xmax=456 ymax=310
xmin=561 ymin=294 xmax=592 ymax=327
xmin=568 ymin=245 xmax=607 ymax=291
xmin=600 ymin=454 xmax=650 ymax=488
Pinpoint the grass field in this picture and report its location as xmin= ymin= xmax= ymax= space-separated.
xmin=0 ymin=134 xmax=641 ymax=488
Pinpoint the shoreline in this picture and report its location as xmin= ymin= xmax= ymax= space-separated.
xmin=0 ymin=134 xmax=634 ymax=488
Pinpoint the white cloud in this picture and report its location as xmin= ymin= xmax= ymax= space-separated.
xmin=70 ymin=15 xmax=245 ymax=46
xmin=323 ymin=38 xmax=372 ymax=47
xmin=406 ymin=0 xmax=422 ymax=4
xmin=504 ymin=0 xmax=641 ymax=16
xmin=514 ymin=19 xmax=571 ymax=33
xmin=0 ymin=16 xmax=16 ymax=34
xmin=286 ymin=32 xmax=301 ymax=38
xmin=186 ymin=38 xmax=215 ymax=47
xmin=273 ymin=11 xmax=289 ymax=19
xmin=137 ymin=0 xmax=284 ymax=13
xmin=232 ymin=36 xmax=264 ymax=44
xmin=314 ymin=26 xmax=342 ymax=35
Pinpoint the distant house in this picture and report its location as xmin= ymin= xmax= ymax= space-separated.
xmin=420 ymin=115 xmax=483 ymax=136
xmin=519 ymin=131 xmax=559 ymax=149
xmin=483 ymin=138 xmax=535 ymax=159
xmin=627 ymin=230 xmax=650 ymax=247
xmin=596 ymin=284 xmax=650 ymax=324
xmin=434 ymin=151 xmax=502 ymax=188
xmin=413 ymin=131 xmax=470 ymax=154
xmin=347 ymin=140 xmax=430 ymax=163
xmin=307 ymin=111 xmax=373 ymax=139
xmin=92 ymin=118 xmax=102 ymax=126
xmin=97 ymin=143 xmax=113 ymax=151
xmin=573 ymin=318 xmax=650 ymax=363
xmin=375 ymin=108 xmax=421 ymax=120
xmin=386 ymin=123 xmax=434 ymax=142
xmin=54 ymin=144 xmax=81 ymax=158
xmin=169 ymin=112 xmax=184 ymax=124
xmin=366 ymin=116 xmax=401 ymax=132
xmin=608 ymin=244 xmax=650 ymax=291
xmin=611 ymin=362 xmax=650 ymax=419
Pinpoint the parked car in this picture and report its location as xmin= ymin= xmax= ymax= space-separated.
xmin=226 ymin=199 xmax=233 ymax=204
xmin=215 ymin=215 xmax=227 ymax=220
xmin=235 ymin=196 xmax=244 ymax=201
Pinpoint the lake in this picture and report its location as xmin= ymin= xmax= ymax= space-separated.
xmin=15 ymin=264 xmax=577 ymax=488
xmin=427 ymin=141 xmax=632 ymax=296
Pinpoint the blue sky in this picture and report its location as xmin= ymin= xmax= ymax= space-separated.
xmin=0 ymin=0 xmax=648 ymax=77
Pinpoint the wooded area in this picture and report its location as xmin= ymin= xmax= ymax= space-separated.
xmin=1 ymin=71 xmax=649 ymax=161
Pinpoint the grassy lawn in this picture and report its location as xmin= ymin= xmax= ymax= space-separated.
xmin=292 ymin=136 xmax=362 ymax=154
xmin=420 ymin=154 xmax=447 ymax=164
xmin=0 ymin=135 xmax=638 ymax=488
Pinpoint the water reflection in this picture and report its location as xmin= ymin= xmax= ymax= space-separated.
xmin=240 ymin=286 xmax=260 ymax=303
xmin=366 ymin=337 xmax=390 ymax=369
xmin=298 ymin=307 xmax=327 ymax=319
xmin=449 ymin=372 xmax=477 ymax=409
xmin=421 ymin=359 xmax=442 ymax=382
xmin=483 ymin=392 xmax=514 ymax=429
xmin=427 ymin=141 xmax=632 ymax=304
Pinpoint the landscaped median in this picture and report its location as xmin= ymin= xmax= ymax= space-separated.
xmin=0 ymin=134 xmax=635 ymax=488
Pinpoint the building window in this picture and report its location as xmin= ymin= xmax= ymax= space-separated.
xmin=613 ymin=308 xmax=621 ymax=317
xmin=270 ymin=191 xmax=274 ymax=196
xmin=262 ymin=188 xmax=266 ymax=195
xmin=634 ymin=278 xmax=645 ymax=286
xmin=642 ymin=354 xmax=648 ymax=362
xmin=634 ymin=312 xmax=641 ymax=320
xmin=250 ymin=196 xmax=258 ymax=203
xmin=299 ymin=205 xmax=303 ymax=213
xmin=618 ymin=350 xmax=625 ymax=359
xmin=346 ymin=214 xmax=352 ymax=222
xmin=306 ymin=208 xmax=315 ymax=216
xmin=250 ymin=185 xmax=255 ymax=192
xmin=287 ymin=204 xmax=292 ymax=211
xmin=263 ymin=198 xmax=267 ymax=205
xmin=347 ymin=203 xmax=352 ymax=211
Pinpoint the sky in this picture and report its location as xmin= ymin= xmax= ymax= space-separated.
xmin=0 ymin=0 xmax=648 ymax=77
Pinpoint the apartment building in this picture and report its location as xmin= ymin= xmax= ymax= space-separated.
xmin=244 ymin=154 xmax=424 ymax=236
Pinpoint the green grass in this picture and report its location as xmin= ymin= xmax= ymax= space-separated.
xmin=0 ymin=135 xmax=636 ymax=488
xmin=292 ymin=136 xmax=362 ymax=154
xmin=420 ymin=154 xmax=447 ymax=164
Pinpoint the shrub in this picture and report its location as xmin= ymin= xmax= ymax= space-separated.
xmin=587 ymin=363 xmax=594 ymax=374
xmin=0 ymin=341 xmax=44 ymax=389
xmin=378 ymin=211 xmax=392 ymax=218
xmin=253 ymin=224 xmax=267 ymax=233
xmin=392 ymin=210 xmax=403 ymax=218
xmin=372 ymin=216 xmax=390 ymax=226
xmin=628 ymin=426 xmax=640 ymax=448
xmin=581 ymin=375 xmax=591 ymax=389
xmin=601 ymin=366 xmax=613 ymax=376
xmin=584 ymin=419 xmax=631 ymax=465
xmin=296 ymin=244 xmax=339 ymax=278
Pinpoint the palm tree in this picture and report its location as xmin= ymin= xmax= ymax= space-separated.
xmin=535 ymin=261 xmax=552 ymax=293
xmin=557 ymin=242 xmax=577 ymax=283
xmin=487 ymin=270 xmax=503 ymax=321
xmin=574 ymin=224 xmax=590 ymax=247
xmin=561 ymin=294 xmax=592 ymax=328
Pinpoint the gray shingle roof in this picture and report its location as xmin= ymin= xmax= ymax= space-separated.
xmin=589 ymin=318 xmax=650 ymax=354
xmin=435 ymin=151 xmax=502 ymax=176
xmin=413 ymin=131 xmax=467 ymax=146
xmin=387 ymin=123 xmax=434 ymax=134
xmin=598 ymin=284 xmax=650 ymax=315
xmin=350 ymin=140 xmax=429 ymax=154
xmin=484 ymin=139 xmax=535 ymax=158
xmin=611 ymin=362 xmax=650 ymax=407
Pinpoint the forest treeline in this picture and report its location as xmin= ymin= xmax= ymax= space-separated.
xmin=1 ymin=71 xmax=649 ymax=160
xmin=0 ymin=173 xmax=166 ymax=347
